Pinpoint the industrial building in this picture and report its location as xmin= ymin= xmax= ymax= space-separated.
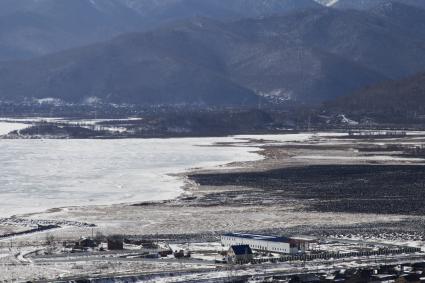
xmin=221 ymin=233 xmax=310 ymax=255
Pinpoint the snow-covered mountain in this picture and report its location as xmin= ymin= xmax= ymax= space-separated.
xmin=2 ymin=3 xmax=425 ymax=106
xmin=1 ymin=0 xmax=425 ymax=107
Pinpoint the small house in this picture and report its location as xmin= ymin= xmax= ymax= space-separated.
xmin=159 ymin=249 xmax=173 ymax=257
xmin=227 ymin=245 xmax=253 ymax=264
xmin=74 ymin=237 xmax=97 ymax=250
xmin=107 ymin=235 xmax=124 ymax=250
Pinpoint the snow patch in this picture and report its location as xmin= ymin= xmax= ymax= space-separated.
xmin=258 ymin=89 xmax=293 ymax=103
xmin=34 ymin=97 xmax=64 ymax=106
xmin=314 ymin=0 xmax=340 ymax=6
xmin=340 ymin=114 xmax=359 ymax=125
xmin=83 ymin=96 xmax=102 ymax=105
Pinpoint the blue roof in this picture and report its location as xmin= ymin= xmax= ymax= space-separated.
xmin=223 ymin=232 xmax=291 ymax=243
xmin=230 ymin=245 xmax=253 ymax=255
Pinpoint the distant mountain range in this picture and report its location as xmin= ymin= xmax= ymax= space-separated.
xmin=5 ymin=0 xmax=425 ymax=62
xmin=0 ymin=0 xmax=425 ymax=107
xmin=0 ymin=0 xmax=321 ymax=61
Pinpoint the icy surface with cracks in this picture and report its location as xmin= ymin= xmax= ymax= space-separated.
xmin=0 ymin=137 xmax=265 ymax=217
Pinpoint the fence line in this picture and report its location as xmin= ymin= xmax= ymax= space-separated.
xmin=252 ymin=247 xmax=422 ymax=264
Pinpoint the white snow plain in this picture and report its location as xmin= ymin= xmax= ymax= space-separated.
xmin=0 ymin=122 xmax=28 ymax=135
xmin=0 ymin=137 xmax=264 ymax=217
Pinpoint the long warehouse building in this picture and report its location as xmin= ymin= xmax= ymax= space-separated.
xmin=221 ymin=233 xmax=310 ymax=255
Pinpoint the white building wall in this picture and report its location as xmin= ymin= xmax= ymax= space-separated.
xmin=221 ymin=235 xmax=291 ymax=254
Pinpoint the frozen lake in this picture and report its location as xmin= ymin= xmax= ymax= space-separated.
xmin=0 ymin=137 xmax=263 ymax=217
xmin=0 ymin=120 xmax=349 ymax=218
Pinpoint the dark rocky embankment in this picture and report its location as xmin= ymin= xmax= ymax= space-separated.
xmin=190 ymin=165 xmax=425 ymax=215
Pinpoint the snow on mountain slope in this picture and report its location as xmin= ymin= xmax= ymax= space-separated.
xmin=314 ymin=0 xmax=340 ymax=7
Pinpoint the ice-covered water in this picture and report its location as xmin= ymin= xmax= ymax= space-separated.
xmin=0 ymin=122 xmax=346 ymax=217
xmin=0 ymin=137 xmax=262 ymax=217
xmin=0 ymin=122 xmax=28 ymax=135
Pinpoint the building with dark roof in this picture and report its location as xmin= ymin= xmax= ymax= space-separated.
xmin=227 ymin=244 xmax=253 ymax=264
xmin=221 ymin=232 xmax=309 ymax=254
xmin=74 ymin=237 xmax=97 ymax=250
xmin=107 ymin=235 xmax=124 ymax=250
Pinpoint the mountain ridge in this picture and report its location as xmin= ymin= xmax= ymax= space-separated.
xmin=1 ymin=2 xmax=425 ymax=106
xmin=0 ymin=0 xmax=321 ymax=61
